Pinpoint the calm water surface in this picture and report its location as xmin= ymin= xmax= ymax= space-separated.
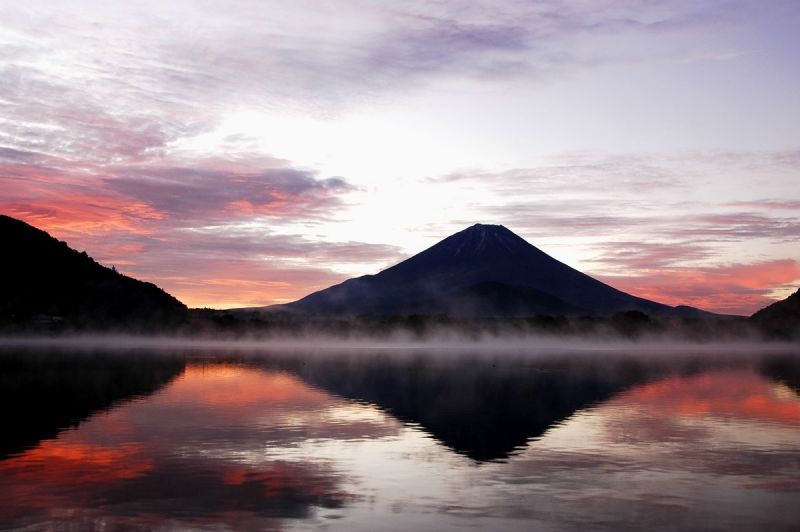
xmin=1 ymin=347 xmax=799 ymax=531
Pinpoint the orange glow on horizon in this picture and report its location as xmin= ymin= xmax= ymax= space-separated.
xmin=162 ymin=278 xmax=317 ymax=309
xmin=602 ymin=260 xmax=800 ymax=315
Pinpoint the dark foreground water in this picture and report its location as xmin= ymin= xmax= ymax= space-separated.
xmin=1 ymin=345 xmax=799 ymax=531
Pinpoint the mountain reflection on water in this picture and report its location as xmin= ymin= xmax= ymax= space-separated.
xmin=0 ymin=347 xmax=799 ymax=531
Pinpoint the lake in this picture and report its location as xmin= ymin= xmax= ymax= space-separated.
xmin=1 ymin=344 xmax=799 ymax=531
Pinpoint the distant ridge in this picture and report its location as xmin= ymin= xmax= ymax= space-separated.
xmin=750 ymin=288 xmax=800 ymax=338
xmin=274 ymin=223 xmax=699 ymax=317
xmin=0 ymin=214 xmax=186 ymax=329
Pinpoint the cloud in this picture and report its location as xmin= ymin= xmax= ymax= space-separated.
xmin=107 ymin=166 xmax=354 ymax=222
xmin=147 ymin=0 xmax=726 ymax=105
xmin=433 ymin=155 xmax=687 ymax=192
xmin=666 ymin=213 xmax=800 ymax=241
xmin=113 ymin=229 xmax=405 ymax=307
xmin=0 ymin=0 xmax=759 ymax=164
xmin=2 ymin=195 xmax=164 ymax=236
xmin=476 ymin=205 xmax=642 ymax=237
xmin=1 ymin=145 xmax=358 ymax=227
xmin=0 ymin=147 xmax=41 ymax=161
xmin=0 ymin=148 xmax=389 ymax=308
xmin=600 ymin=259 xmax=800 ymax=314
xmin=0 ymin=62 xmax=197 ymax=162
xmin=726 ymin=199 xmax=800 ymax=211
xmin=590 ymin=241 xmax=713 ymax=270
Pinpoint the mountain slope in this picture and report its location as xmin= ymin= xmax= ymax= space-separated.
xmin=0 ymin=214 xmax=187 ymax=329
xmin=279 ymin=223 xmax=676 ymax=317
xmin=417 ymin=281 xmax=584 ymax=317
xmin=750 ymin=288 xmax=800 ymax=338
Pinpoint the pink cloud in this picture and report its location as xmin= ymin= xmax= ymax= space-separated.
xmin=727 ymin=199 xmax=800 ymax=211
xmin=600 ymin=259 xmax=800 ymax=315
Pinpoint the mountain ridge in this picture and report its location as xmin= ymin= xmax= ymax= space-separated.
xmin=750 ymin=288 xmax=800 ymax=338
xmin=0 ymin=214 xmax=187 ymax=329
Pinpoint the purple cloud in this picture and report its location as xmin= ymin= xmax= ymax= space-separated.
xmin=589 ymin=241 xmax=713 ymax=270
xmin=107 ymin=166 xmax=354 ymax=222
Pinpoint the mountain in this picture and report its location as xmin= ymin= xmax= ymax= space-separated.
xmin=286 ymin=354 xmax=655 ymax=461
xmin=275 ymin=223 xmax=681 ymax=317
xmin=0 ymin=215 xmax=187 ymax=329
xmin=750 ymin=288 xmax=800 ymax=338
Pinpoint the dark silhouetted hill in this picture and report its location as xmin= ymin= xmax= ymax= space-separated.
xmin=0 ymin=215 xmax=187 ymax=330
xmin=0 ymin=350 xmax=185 ymax=459
xmin=750 ymin=288 xmax=800 ymax=339
xmin=275 ymin=224 xmax=688 ymax=317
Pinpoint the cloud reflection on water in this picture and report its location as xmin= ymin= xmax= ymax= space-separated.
xmin=0 ymin=350 xmax=798 ymax=530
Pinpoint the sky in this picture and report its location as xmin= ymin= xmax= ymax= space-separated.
xmin=1 ymin=0 xmax=799 ymax=314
